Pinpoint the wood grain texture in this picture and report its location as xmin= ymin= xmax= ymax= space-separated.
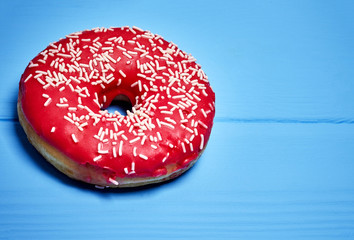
xmin=0 ymin=0 xmax=354 ymax=121
xmin=1 ymin=0 xmax=354 ymax=239
xmin=1 ymin=121 xmax=354 ymax=239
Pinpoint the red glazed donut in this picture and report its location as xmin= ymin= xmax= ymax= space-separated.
xmin=18 ymin=26 xmax=215 ymax=187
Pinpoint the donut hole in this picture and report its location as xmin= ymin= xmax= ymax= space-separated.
xmin=104 ymin=94 xmax=133 ymax=116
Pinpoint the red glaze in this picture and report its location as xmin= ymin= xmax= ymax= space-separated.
xmin=19 ymin=27 xmax=215 ymax=184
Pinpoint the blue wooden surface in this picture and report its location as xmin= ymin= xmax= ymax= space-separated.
xmin=1 ymin=0 xmax=354 ymax=239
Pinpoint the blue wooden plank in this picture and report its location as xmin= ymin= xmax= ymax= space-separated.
xmin=1 ymin=121 xmax=354 ymax=239
xmin=1 ymin=0 xmax=354 ymax=239
xmin=0 ymin=0 xmax=354 ymax=120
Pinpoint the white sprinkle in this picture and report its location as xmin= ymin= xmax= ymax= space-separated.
xmin=116 ymin=45 xmax=127 ymax=51
xmin=151 ymin=144 xmax=157 ymax=149
xmin=156 ymin=132 xmax=162 ymax=141
xmin=180 ymin=120 xmax=188 ymax=125
xmin=165 ymin=117 xmax=176 ymax=125
xmin=168 ymin=69 xmax=175 ymax=77
xmin=198 ymin=120 xmax=208 ymax=129
xmin=116 ymin=130 xmax=124 ymax=136
xmin=119 ymin=70 xmax=126 ymax=78
xmin=146 ymin=55 xmax=154 ymax=60
xmin=102 ymin=47 xmax=113 ymax=51
xmin=71 ymin=134 xmax=78 ymax=143
xmin=50 ymin=127 xmax=56 ymax=133
xmin=138 ymin=80 xmax=142 ymax=92
xmin=137 ymin=73 xmax=146 ymax=79
xmin=132 ymin=26 xmax=144 ymax=32
xmin=193 ymin=94 xmax=201 ymax=101
xmin=57 ymin=53 xmax=72 ymax=58
xmin=162 ymin=152 xmax=169 ymax=163
xmin=200 ymin=134 xmax=204 ymax=150
xmin=97 ymin=127 xmax=104 ymax=137
xmin=64 ymin=116 xmax=75 ymax=125
xmin=178 ymin=101 xmax=189 ymax=109
xmin=178 ymin=109 xmax=184 ymax=120
xmin=186 ymin=99 xmax=197 ymax=106
xmin=108 ymin=178 xmax=119 ymax=186
xmin=181 ymin=142 xmax=186 ymax=153
xmin=104 ymin=53 xmax=117 ymax=63
xmin=185 ymin=92 xmax=193 ymax=100
xmin=201 ymin=108 xmax=207 ymax=118
xmin=119 ymin=140 xmax=123 ymax=156
xmin=160 ymin=121 xmax=175 ymax=129
xmin=139 ymin=154 xmax=148 ymax=160
xmin=93 ymin=155 xmax=102 ymax=162
xmin=141 ymin=135 xmax=147 ymax=145
xmin=127 ymin=50 xmax=138 ymax=55
xmin=128 ymin=125 xmax=134 ymax=133
xmin=89 ymin=49 xmax=96 ymax=54
xmin=185 ymin=127 xmax=194 ymax=134
xmin=190 ymin=143 xmax=194 ymax=152
xmin=143 ymin=84 xmax=149 ymax=92
xmin=133 ymin=147 xmax=137 ymax=157
xmin=140 ymin=51 xmax=149 ymax=58
xmin=24 ymin=74 xmax=33 ymax=82
xmin=44 ymin=98 xmax=52 ymax=107
xmin=131 ymin=81 xmax=138 ymax=88
xmin=29 ymin=62 xmax=39 ymax=68
xmin=161 ymin=110 xmax=173 ymax=115
xmin=188 ymin=86 xmax=195 ymax=93
xmin=98 ymin=142 xmax=109 ymax=154
xmin=156 ymin=118 xmax=162 ymax=128
xmin=112 ymin=146 xmax=117 ymax=158
xmin=113 ymin=122 xmax=119 ymax=132
xmin=157 ymin=66 xmax=166 ymax=71
xmin=129 ymin=137 xmax=140 ymax=144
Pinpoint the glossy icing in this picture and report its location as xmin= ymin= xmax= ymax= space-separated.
xmin=19 ymin=26 xmax=215 ymax=185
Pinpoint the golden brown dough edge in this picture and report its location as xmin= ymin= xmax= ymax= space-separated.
xmin=17 ymin=91 xmax=201 ymax=188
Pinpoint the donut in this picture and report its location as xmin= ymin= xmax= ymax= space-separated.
xmin=18 ymin=26 xmax=215 ymax=188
